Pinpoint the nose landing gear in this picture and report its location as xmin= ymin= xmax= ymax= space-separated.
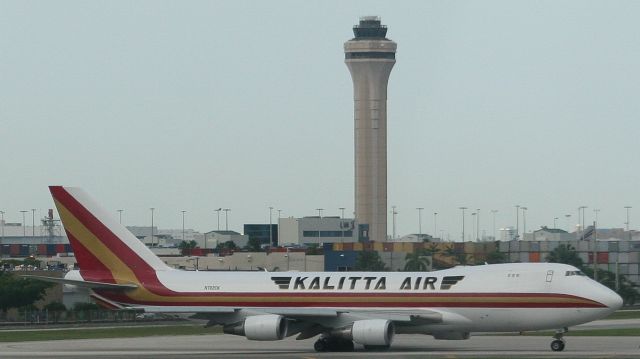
xmin=550 ymin=327 xmax=568 ymax=352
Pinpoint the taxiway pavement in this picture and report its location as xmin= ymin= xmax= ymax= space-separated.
xmin=1 ymin=333 xmax=639 ymax=359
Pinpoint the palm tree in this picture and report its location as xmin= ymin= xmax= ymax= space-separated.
xmin=403 ymin=250 xmax=431 ymax=272
xmin=546 ymin=244 xmax=583 ymax=268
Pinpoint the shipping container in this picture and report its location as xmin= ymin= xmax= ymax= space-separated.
xmin=597 ymin=252 xmax=608 ymax=264
xmin=56 ymin=244 xmax=66 ymax=253
xmin=9 ymin=244 xmax=20 ymax=256
xmin=19 ymin=245 xmax=29 ymax=256
xmin=372 ymin=242 xmax=383 ymax=251
xmin=619 ymin=241 xmax=630 ymax=252
xmin=37 ymin=244 xmax=47 ymax=256
xmin=529 ymin=252 xmax=541 ymax=262
xmin=352 ymin=243 xmax=363 ymax=251
xmin=619 ymin=252 xmax=629 ymax=263
xmin=519 ymin=252 xmax=529 ymax=263
xmin=333 ymin=243 xmax=343 ymax=251
xmin=530 ymin=242 xmax=540 ymax=252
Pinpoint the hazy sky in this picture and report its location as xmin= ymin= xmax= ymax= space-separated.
xmin=2 ymin=1 xmax=639 ymax=240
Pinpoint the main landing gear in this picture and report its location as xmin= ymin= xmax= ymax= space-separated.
xmin=550 ymin=327 xmax=568 ymax=352
xmin=313 ymin=336 xmax=355 ymax=352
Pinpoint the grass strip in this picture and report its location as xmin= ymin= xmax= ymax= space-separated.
xmin=603 ymin=310 xmax=640 ymax=320
xmin=511 ymin=327 xmax=640 ymax=337
xmin=0 ymin=325 xmax=221 ymax=342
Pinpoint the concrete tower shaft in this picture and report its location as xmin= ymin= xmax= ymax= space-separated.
xmin=345 ymin=17 xmax=396 ymax=242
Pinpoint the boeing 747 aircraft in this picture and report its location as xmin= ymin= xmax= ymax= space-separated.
xmin=30 ymin=186 xmax=622 ymax=352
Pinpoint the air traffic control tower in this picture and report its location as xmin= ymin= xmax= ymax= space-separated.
xmin=345 ymin=16 xmax=396 ymax=243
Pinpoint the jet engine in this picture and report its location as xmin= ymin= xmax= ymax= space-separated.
xmin=223 ymin=314 xmax=287 ymax=341
xmin=332 ymin=319 xmax=394 ymax=346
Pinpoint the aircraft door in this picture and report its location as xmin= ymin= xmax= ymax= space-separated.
xmin=546 ymin=270 xmax=554 ymax=282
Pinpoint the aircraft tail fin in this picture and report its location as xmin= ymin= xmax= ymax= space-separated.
xmin=49 ymin=186 xmax=171 ymax=283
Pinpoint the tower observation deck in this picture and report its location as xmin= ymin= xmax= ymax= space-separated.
xmin=344 ymin=17 xmax=396 ymax=242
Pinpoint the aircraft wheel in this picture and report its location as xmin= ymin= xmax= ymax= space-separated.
xmin=314 ymin=338 xmax=328 ymax=352
xmin=550 ymin=339 xmax=565 ymax=352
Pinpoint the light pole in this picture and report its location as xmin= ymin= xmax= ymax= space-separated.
xmin=471 ymin=212 xmax=477 ymax=242
xmin=491 ymin=210 xmax=498 ymax=240
xmin=215 ymin=208 xmax=221 ymax=231
xmin=565 ymin=214 xmax=572 ymax=232
xmin=223 ymin=208 xmax=230 ymax=231
xmin=522 ymin=207 xmax=528 ymax=238
xmin=0 ymin=210 xmax=4 ymax=245
xmin=433 ymin=212 xmax=438 ymax=240
xmin=515 ymin=205 xmax=520 ymax=239
xmin=579 ymin=206 xmax=587 ymax=239
xmin=459 ymin=207 xmax=467 ymax=241
xmin=150 ymin=207 xmax=155 ymax=247
xmin=20 ymin=210 xmax=28 ymax=239
xmin=117 ymin=209 xmax=123 ymax=224
xmin=476 ymin=208 xmax=480 ymax=241
xmin=269 ymin=206 xmax=273 ymax=247
xmin=554 ymin=217 xmax=558 ymax=229
xmin=416 ymin=208 xmax=423 ymax=240
xmin=316 ymin=208 xmax=324 ymax=238
xmin=391 ymin=206 xmax=397 ymax=240
xmin=339 ymin=207 xmax=346 ymax=242
xmin=31 ymin=209 xmax=36 ymax=239
xmin=624 ymin=206 xmax=632 ymax=231
xmin=181 ymin=210 xmax=186 ymax=242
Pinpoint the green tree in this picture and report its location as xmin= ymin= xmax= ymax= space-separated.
xmin=442 ymin=246 xmax=474 ymax=266
xmin=215 ymin=240 xmax=238 ymax=252
xmin=355 ymin=251 xmax=388 ymax=271
xmin=178 ymin=240 xmax=198 ymax=255
xmin=486 ymin=250 xmax=508 ymax=264
xmin=546 ymin=244 xmax=639 ymax=305
xmin=546 ymin=244 xmax=583 ymax=268
xmin=0 ymin=272 xmax=53 ymax=318
xmin=245 ymin=237 xmax=262 ymax=252
xmin=403 ymin=249 xmax=431 ymax=272
xmin=44 ymin=301 xmax=66 ymax=323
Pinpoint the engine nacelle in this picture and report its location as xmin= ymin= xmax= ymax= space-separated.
xmin=351 ymin=319 xmax=395 ymax=346
xmin=223 ymin=314 xmax=287 ymax=341
xmin=433 ymin=331 xmax=470 ymax=340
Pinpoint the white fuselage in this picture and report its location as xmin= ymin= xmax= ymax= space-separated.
xmin=84 ymin=262 xmax=621 ymax=334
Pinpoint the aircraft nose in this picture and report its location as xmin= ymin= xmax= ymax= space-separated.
xmin=602 ymin=288 xmax=623 ymax=311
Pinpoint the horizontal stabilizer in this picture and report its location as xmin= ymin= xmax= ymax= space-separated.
xmin=21 ymin=275 xmax=138 ymax=290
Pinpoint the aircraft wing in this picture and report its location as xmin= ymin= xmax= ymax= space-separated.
xmin=21 ymin=275 xmax=138 ymax=290
xmin=137 ymin=305 xmax=441 ymax=323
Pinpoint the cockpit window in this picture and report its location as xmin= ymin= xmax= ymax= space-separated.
xmin=565 ymin=270 xmax=586 ymax=276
